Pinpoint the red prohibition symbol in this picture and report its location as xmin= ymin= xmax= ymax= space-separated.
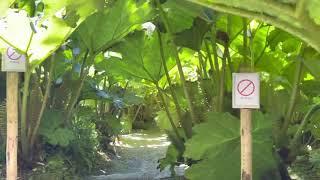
xmin=6 ymin=47 xmax=22 ymax=61
xmin=237 ymin=79 xmax=255 ymax=96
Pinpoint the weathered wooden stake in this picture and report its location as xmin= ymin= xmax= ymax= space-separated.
xmin=6 ymin=72 xmax=19 ymax=180
xmin=240 ymin=108 xmax=252 ymax=180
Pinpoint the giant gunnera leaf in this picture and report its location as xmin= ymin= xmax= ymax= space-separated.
xmin=0 ymin=0 xmax=14 ymax=16
xmin=184 ymin=112 xmax=280 ymax=180
xmin=76 ymin=0 xmax=153 ymax=53
xmin=307 ymin=0 xmax=320 ymax=25
xmin=101 ymin=31 xmax=175 ymax=83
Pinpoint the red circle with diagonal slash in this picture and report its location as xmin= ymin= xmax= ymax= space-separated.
xmin=237 ymin=79 xmax=255 ymax=96
xmin=6 ymin=47 xmax=22 ymax=60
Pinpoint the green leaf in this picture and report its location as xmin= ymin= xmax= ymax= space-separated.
xmin=104 ymin=31 xmax=175 ymax=82
xmin=0 ymin=11 xmax=32 ymax=51
xmin=282 ymin=38 xmax=300 ymax=53
xmin=29 ymin=16 xmax=74 ymax=65
xmin=105 ymin=114 xmax=122 ymax=135
xmin=174 ymin=17 xmax=210 ymax=51
xmin=0 ymin=0 xmax=13 ymax=16
xmin=123 ymin=91 xmax=144 ymax=106
xmin=162 ymin=0 xmax=206 ymax=33
xmin=303 ymin=58 xmax=320 ymax=79
xmin=255 ymin=53 xmax=284 ymax=76
xmin=39 ymin=110 xmax=74 ymax=147
xmin=155 ymin=109 xmax=179 ymax=131
xmin=267 ymin=28 xmax=296 ymax=51
xmin=184 ymin=112 xmax=280 ymax=180
xmin=307 ymin=0 xmax=320 ymax=25
xmin=0 ymin=0 xmax=97 ymax=67
xmin=306 ymin=110 xmax=320 ymax=140
xmin=48 ymin=128 xmax=74 ymax=147
xmin=76 ymin=0 xmax=153 ymax=53
xmin=17 ymin=0 xmax=36 ymax=17
xmin=216 ymin=15 xmax=243 ymax=40
xmin=261 ymin=84 xmax=289 ymax=118
xmin=42 ymin=0 xmax=97 ymax=19
xmin=159 ymin=144 xmax=179 ymax=171
xmin=301 ymin=80 xmax=320 ymax=97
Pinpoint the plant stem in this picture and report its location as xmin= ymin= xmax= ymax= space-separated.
xmin=209 ymin=26 xmax=221 ymax=111
xmin=20 ymin=30 xmax=36 ymax=160
xmin=66 ymin=50 xmax=90 ymax=124
xmin=243 ymin=18 xmax=248 ymax=64
xmin=198 ymin=51 xmax=208 ymax=79
xmin=210 ymin=27 xmax=220 ymax=84
xmin=291 ymin=104 xmax=320 ymax=148
xmin=29 ymin=54 xmax=55 ymax=149
xmin=157 ymin=30 xmax=192 ymax=138
xmin=20 ymin=68 xmax=31 ymax=159
xmin=0 ymin=36 xmax=25 ymax=53
xmin=218 ymin=46 xmax=227 ymax=112
xmin=156 ymin=0 xmax=199 ymax=123
xmin=204 ymin=40 xmax=218 ymax=106
xmin=226 ymin=15 xmax=234 ymax=74
xmin=281 ymin=56 xmax=303 ymax=133
xmin=156 ymin=85 xmax=183 ymax=142
xmin=132 ymin=105 xmax=142 ymax=122
xmin=295 ymin=0 xmax=307 ymax=18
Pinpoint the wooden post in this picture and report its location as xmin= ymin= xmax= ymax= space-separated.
xmin=240 ymin=108 xmax=252 ymax=180
xmin=6 ymin=72 xmax=19 ymax=180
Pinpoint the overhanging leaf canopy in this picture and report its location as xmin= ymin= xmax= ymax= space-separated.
xmin=186 ymin=0 xmax=320 ymax=52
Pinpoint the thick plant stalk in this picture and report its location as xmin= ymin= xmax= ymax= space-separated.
xmin=218 ymin=44 xmax=228 ymax=112
xmin=218 ymin=45 xmax=228 ymax=112
xmin=198 ymin=51 xmax=211 ymax=108
xmin=100 ymin=76 xmax=107 ymax=119
xmin=20 ymin=31 xmax=35 ymax=160
xmin=66 ymin=51 xmax=90 ymax=123
xmin=157 ymin=30 xmax=192 ymax=138
xmin=226 ymin=15 xmax=235 ymax=74
xmin=66 ymin=71 xmax=88 ymax=123
xmin=156 ymin=0 xmax=199 ymax=123
xmin=156 ymin=85 xmax=184 ymax=148
xmin=205 ymin=40 xmax=218 ymax=84
xmin=210 ymin=28 xmax=220 ymax=80
xmin=198 ymin=51 xmax=208 ymax=79
xmin=243 ymin=18 xmax=249 ymax=64
xmin=95 ymin=99 xmax=99 ymax=117
xmin=20 ymin=69 xmax=31 ymax=159
xmin=291 ymin=104 xmax=320 ymax=148
xmin=29 ymin=55 xmax=55 ymax=149
xmin=204 ymin=40 xmax=218 ymax=96
xmin=281 ymin=57 xmax=303 ymax=133
xmin=209 ymin=28 xmax=221 ymax=111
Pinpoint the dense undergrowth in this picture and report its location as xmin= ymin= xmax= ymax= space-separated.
xmin=0 ymin=0 xmax=320 ymax=179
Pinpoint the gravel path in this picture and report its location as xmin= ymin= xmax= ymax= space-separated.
xmin=91 ymin=130 xmax=172 ymax=180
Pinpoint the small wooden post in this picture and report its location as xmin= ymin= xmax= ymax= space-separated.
xmin=6 ymin=72 xmax=19 ymax=180
xmin=240 ymin=108 xmax=252 ymax=180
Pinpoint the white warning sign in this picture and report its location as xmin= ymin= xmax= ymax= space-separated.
xmin=1 ymin=46 xmax=26 ymax=72
xmin=232 ymin=73 xmax=260 ymax=109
